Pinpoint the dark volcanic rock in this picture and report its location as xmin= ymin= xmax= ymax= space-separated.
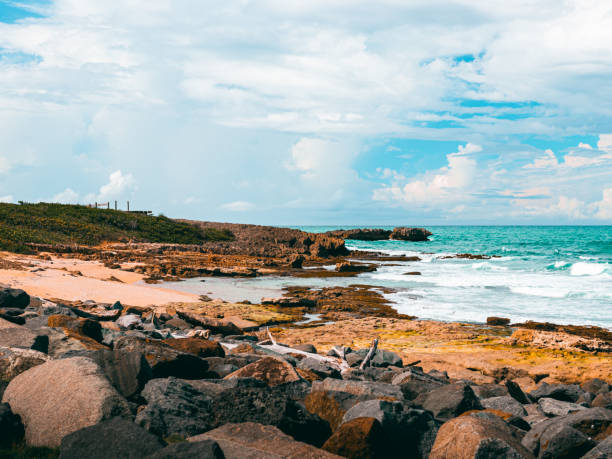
xmin=335 ymin=262 xmax=377 ymax=273
xmin=146 ymin=439 xmax=224 ymax=459
xmin=176 ymin=311 xmax=243 ymax=336
xmin=481 ymin=395 xmax=527 ymax=417
xmin=135 ymin=377 xmax=214 ymax=438
xmin=530 ymin=382 xmax=583 ymax=403
xmin=506 ymin=379 xmax=531 ymax=404
xmin=0 ymin=402 xmax=24 ymax=448
xmin=581 ymin=435 xmax=612 ymax=459
xmin=47 ymin=314 xmax=103 ymax=343
xmin=522 ymin=407 xmax=612 ymax=457
xmin=297 ymin=357 xmax=341 ymax=380
xmin=88 ymin=349 xmax=153 ymax=400
xmin=59 ymin=417 xmax=164 ymax=459
xmin=390 ymin=227 xmax=432 ymax=241
xmin=137 ymin=377 xmax=330 ymax=447
xmin=392 ymin=367 xmax=447 ymax=400
xmin=325 ymin=229 xmax=392 ymax=241
xmin=224 ymin=356 xmax=302 ymax=387
xmin=0 ymin=287 xmax=30 ymax=309
xmin=414 ymin=383 xmax=482 ymax=421
xmin=487 ymin=316 xmax=511 ymax=326
xmin=341 ymin=399 xmax=439 ymax=458
xmin=114 ymin=336 xmax=209 ymax=379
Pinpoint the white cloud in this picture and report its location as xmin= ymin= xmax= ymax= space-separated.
xmin=373 ymin=143 xmax=480 ymax=205
xmin=221 ymin=201 xmax=254 ymax=212
xmin=597 ymin=134 xmax=612 ymax=153
xmin=593 ymin=187 xmax=612 ymax=219
xmin=0 ymin=195 xmax=14 ymax=203
xmin=0 ymin=157 xmax=10 ymax=174
xmin=524 ymin=149 xmax=558 ymax=169
xmin=578 ymin=142 xmax=592 ymax=150
xmin=97 ymin=170 xmax=135 ymax=201
xmin=51 ymin=188 xmax=79 ymax=203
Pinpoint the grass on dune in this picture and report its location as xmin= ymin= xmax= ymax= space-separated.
xmin=0 ymin=202 xmax=233 ymax=253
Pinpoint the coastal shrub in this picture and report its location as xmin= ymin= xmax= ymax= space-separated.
xmin=0 ymin=202 xmax=234 ymax=253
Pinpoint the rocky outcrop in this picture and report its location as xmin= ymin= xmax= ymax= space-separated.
xmin=390 ymin=227 xmax=432 ymax=241
xmin=162 ymin=338 xmax=225 ymax=358
xmin=325 ymin=229 xmax=393 ymax=241
xmin=414 ymin=383 xmax=482 ymax=421
xmin=2 ymin=357 xmax=130 ymax=447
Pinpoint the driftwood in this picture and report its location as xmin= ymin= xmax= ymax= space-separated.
xmin=359 ymin=338 xmax=379 ymax=370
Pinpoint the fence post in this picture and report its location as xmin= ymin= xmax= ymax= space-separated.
xmin=127 ymin=201 xmax=130 ymax=212
xmin=115 ymin=200 xmax=117 ymax=210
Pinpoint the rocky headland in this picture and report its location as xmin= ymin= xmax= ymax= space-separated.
xmin=0 ymin=208 xmax=611 ymax=458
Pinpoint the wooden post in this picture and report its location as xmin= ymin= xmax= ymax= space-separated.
xmin=95 ymin=201 xmax=97 ymax=209
xmin=127 ymin=201 xmax=130 ymax=212
xmin=114 ymin=200 xmax=117 ymax=210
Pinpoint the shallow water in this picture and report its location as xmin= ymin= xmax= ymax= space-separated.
xmin=159 ymin=226 xmax=612 ymax=328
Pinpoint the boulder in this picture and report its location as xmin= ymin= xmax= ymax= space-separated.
xmin=0 ymin=287 xmax=30 ymax=309
xmin=390 ymin=227 xmax=432 ymax=241
xmin=581 ymin=435 xmax=612 ymax=459
xmin=261 ymin=297 xmax=317 ymax=307
xmin=429 ymin=411 xmax=535 ymax=459
xmin=47 ymin=314 xmax=103 ymax=342
xmin=224 ymin=356 xmax=301 ymax=386
xmin=472 ymin=384 xmax=509 ymax=400
xmin=345 ymin=348 xmax=402 ymax=368
xmin=414 ymin=383 xmax=482 ymax=421
xmin=312 ymin=378 xmax=403 ymax=401
xmin=59 ymin=417 xmax=164 ymax=459
xmin=0 ymin=325 xmax=49 ymax=353
xmin=163 ymin=338 xmax=225 ymax=358
xmin=530 ymin=382 xmax=583 ymax=403
xmin=297 ymin=358 xmax=341 ymax=380
xmin=114 ymin=335 xmax=209 ymax=379
xmin=592 ymin=393 xmax=612 ymax=409
xmin=481 ymin=396 xmax=528 ymax=417
xmin=304 ymin=390 xmax=368 ymax=431
xmin=392 ymin=366 xmax=447 ymax=400
xmin=322 ymin=417 xmax=391 ymax=458
xmin=115 ymin=313 xmax=142 ymax=330
xmin=2 ymin=357 xmax=130 ymax=447
xmin=0 ymin=346 xmax=50 ymax=382
xmin=538 ymin=397 xmax=586 ymax=417
xmin=138 ymin=378 xmax=330 ymax=447
xmin=146 ymin=439 xmax=224 ymax=459
xmin=534 ymin=422 xmax=595 ymax=458
xmin=341 ymin=399 xmax=439 ymax=458
xmin=581 ymin=378 xmax=610 ymax=395
xmin=176 ymin=311 xmax=243 ymax=336
xmin=0 ymin=402 xmax=24 ymax=448
xmin=190 ymin=422 xmax=341 ymax=459
xmin=135 ymin=377 xmax=214 ymax=438
xmin=522 ymin=407 xmax=612 ymax=456
xmin=506 ymin=379 xmax=531 ymax=404
xmin=88 ymin=349 xmax=153 ymax=400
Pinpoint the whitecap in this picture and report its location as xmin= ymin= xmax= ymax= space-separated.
xmin=570 ymin=262 xmax=607 ymax=276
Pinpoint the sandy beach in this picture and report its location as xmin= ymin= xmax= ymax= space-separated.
xmin=0 ymin=252 xmax=200 ymax=306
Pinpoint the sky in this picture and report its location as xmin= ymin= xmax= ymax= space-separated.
xmin=0 ymin=0 xmax=611 ymax=225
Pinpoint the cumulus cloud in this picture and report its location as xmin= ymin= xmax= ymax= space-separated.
xmin=51 ymin=188 xmax=79 ymax=204
xmin=0 ymin=195 xmax=14 ymax=203
xmin=221 ymin=201 xmax=254 ymax=212
xmin=593 ymin=187 xmax=612 ymax=219
xmin=0 ymin=157 xmax=10 ymax=174
xmin=524 ymin=149 xmax=558 ymax=169
xmin=97 ymin=170 xmax=135 ymax=201
xmin=373 ymin=143 xmax=481 ymax=205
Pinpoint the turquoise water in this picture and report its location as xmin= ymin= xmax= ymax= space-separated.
xmin=160 ymin=226 xmax=612 ymax=328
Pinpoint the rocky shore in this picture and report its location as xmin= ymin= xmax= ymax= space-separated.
xmin=1 ymin=284 xmax=611 ymax=458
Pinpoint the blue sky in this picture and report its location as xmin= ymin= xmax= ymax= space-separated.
xmin=0 ymin=1 xmax=611 ymax=225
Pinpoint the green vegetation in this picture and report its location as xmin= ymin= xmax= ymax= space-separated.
xmin=0 ymin=202 xmax=233 ymax=253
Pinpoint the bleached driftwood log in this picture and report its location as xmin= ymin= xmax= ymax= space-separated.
xmin=359 ymin=338 xmax=379 ymax=370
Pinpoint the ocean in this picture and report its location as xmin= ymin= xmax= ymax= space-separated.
xmin=159 ymin=226 xmax=612 ymax=329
